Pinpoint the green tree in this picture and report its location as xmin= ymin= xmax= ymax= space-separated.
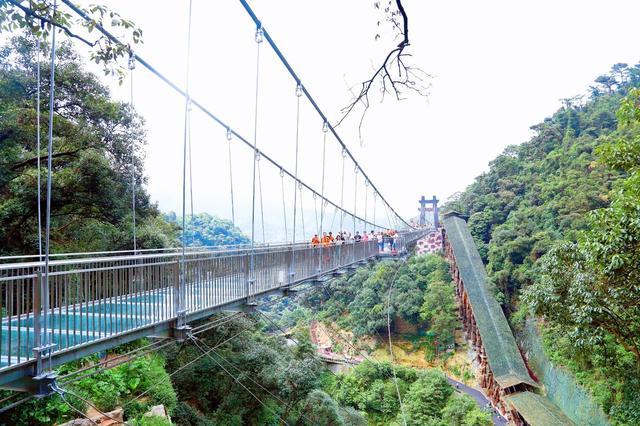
xmin=0 ymin=1 xmax=142 ymax=81
xmin=0 ymin=36 xmax=176 ymax=254
xmin=401 ymin=370 xmax=453 ymax=425
xmin=441 ymin=394 xmax=491 ymax=426
xmin=299 ymin=390 xmax=344 ymax=426
xmin=420 ymin=279 xmax=457 ymax=348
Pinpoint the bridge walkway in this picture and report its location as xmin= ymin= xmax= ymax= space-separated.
xmin=0 ymin=230 xmax=427 ymax=391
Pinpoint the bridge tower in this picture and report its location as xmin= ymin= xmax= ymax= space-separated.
xmin=418 ymin=195 xmax=440 ymax=228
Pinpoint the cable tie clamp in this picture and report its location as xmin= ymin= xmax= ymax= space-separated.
xmin=255 ymin=26 xmax=264 ymax=43
xmin=127 ymin=53 xmax=136 ymax=71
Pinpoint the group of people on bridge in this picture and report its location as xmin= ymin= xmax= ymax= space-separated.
xmin=310 ymin=230 xmax=400 ymax=253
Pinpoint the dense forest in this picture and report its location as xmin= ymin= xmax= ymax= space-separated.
xmin=163 ymin=212 xmax=249 ymax=247
xmin=446 ymin=63 xmax=640 ymax=424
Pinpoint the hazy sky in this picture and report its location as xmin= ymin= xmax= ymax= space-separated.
xmin=57 ymin=1 xmax=640 ymax=237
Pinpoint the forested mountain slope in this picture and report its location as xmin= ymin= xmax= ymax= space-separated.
xmin=447 ymin=63 xmax=640 ymax=307
xmin=447 ymin=63 xmax=640 ymax=424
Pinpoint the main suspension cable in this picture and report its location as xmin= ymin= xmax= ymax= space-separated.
xmin=237 ymin=0 xmax=414 ymax=230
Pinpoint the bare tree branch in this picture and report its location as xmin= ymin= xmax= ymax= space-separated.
xmin=336 ymin=0 xmax=431 ymax=139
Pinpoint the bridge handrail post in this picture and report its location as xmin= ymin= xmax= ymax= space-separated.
xmin=172 ymin=260 xmax=181 ymax=323
xmin=286 ymin=246 xmax=294 ymax=287
xmin=32 ymin=270 xmax=42 ymax=375
xmin=243 ymin=253 xmax=251 ymax=304
xmin=31 ymin=267 xmax=55 ymax=380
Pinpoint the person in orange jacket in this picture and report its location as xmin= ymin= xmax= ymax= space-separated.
xmin=321 ymin=232 xmax=331 ymax=246
xmin=311 ymin=234 xmax=320 ymax=247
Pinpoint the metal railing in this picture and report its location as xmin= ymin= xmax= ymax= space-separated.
xmin=0 ymin=230 xmax=427 ymax=381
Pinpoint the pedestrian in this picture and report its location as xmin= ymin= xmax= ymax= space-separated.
xmin=335 ymin=232 xmax=343 ymax=244
xmin=377 ymin=232 xmax=384 ymax=252
xmin=311 ymin=234 xmax=320 ymax=247
xmin=322 ymin=232 xmax=331 ymax=246
xmin=328 ymin=231 xmax=335 ymax=245
xmin=354 ymin=231 xmax=362 ymax=242
xmin=362 ymin=231 xmax=369 ymax=242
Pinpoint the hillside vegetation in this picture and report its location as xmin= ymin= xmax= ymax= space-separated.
xmin=447 ymin=63 xmax=640 ymax=424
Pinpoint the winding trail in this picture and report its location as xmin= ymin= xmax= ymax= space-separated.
xmin=446 ymin=377 xmax=508 ymax=426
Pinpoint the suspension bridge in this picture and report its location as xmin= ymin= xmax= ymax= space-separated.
xmin=0 ymin=0 xmax=432 ymax=397
xmin=0 ymin=2 xmax=577 ymax=425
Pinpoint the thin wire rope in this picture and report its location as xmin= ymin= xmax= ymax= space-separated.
xmin=122 ymin=323 xmax=249 ymax=408
xmin=364 ymin=182 xmax=368 ymax=231
xmin=179 ymin=0 xmax=194 ymax=324
xmin=227 ymin=130 xmax=236 ymax=225
xmin=329 ymin=205 xmax=338 ymax=232
xmin=313 ymin=194 xmax=319 ymax=235
xmin=289 ymin=86 xmax=302 ymax=283
xmin=280 ymin=171 xmax=288 ymax=240
xmin=353 ymin=170 xmax=358 ymax=235
xmin=56 ymin=391 xmax=98 ymax=426
xmin=253 ymin=310 xmax=338 ymax=379
xmin=339 ymin=153 xmax=345 ymax=233
xmin=386 ymin=262 xmax=408 ymax=426
xmin=55 ymin=385 xmax=132 ymax=426
xmin=249 ymin=25 xmax=263 ymax=300
xmin=319 ymin=126 xmax=327 ymax=270
xmin=192 ymin=335 xmax=314 ymax=424
xmin=43 ymin=0 xmax=58 ymax=370
xmin=60 ymin=338 xmax=173 ymax=383
xmin=188 ymin=107 xmax=194 ymax=243
xmin=291 ymin=86 xmax=301 ymax=243
xmin=0 ymin=394 xmax=35 ymax=415
xmin=257 ymin=159 xmax=266 ymax=243
xmin=190 ymin=338 xmax=289 ymax=426
xmin=373 ymin=193 xmax=377 ymax=231
xmin=129 ymin=60 xmax=137 ymax=253
xmin=384 ymin=202 xmax=393 ymax=231
xmin=36 ymin=37 xmax=43 ymax=260
xmin=299 ymin=185 xmax=306 ymax=240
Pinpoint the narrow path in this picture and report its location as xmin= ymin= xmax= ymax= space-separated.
xmin=446 ymin=377 xmax=508 ymax=426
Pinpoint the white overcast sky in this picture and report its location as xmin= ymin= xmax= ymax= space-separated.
xmin=55 ymin=1 xmax=640 ymax=238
